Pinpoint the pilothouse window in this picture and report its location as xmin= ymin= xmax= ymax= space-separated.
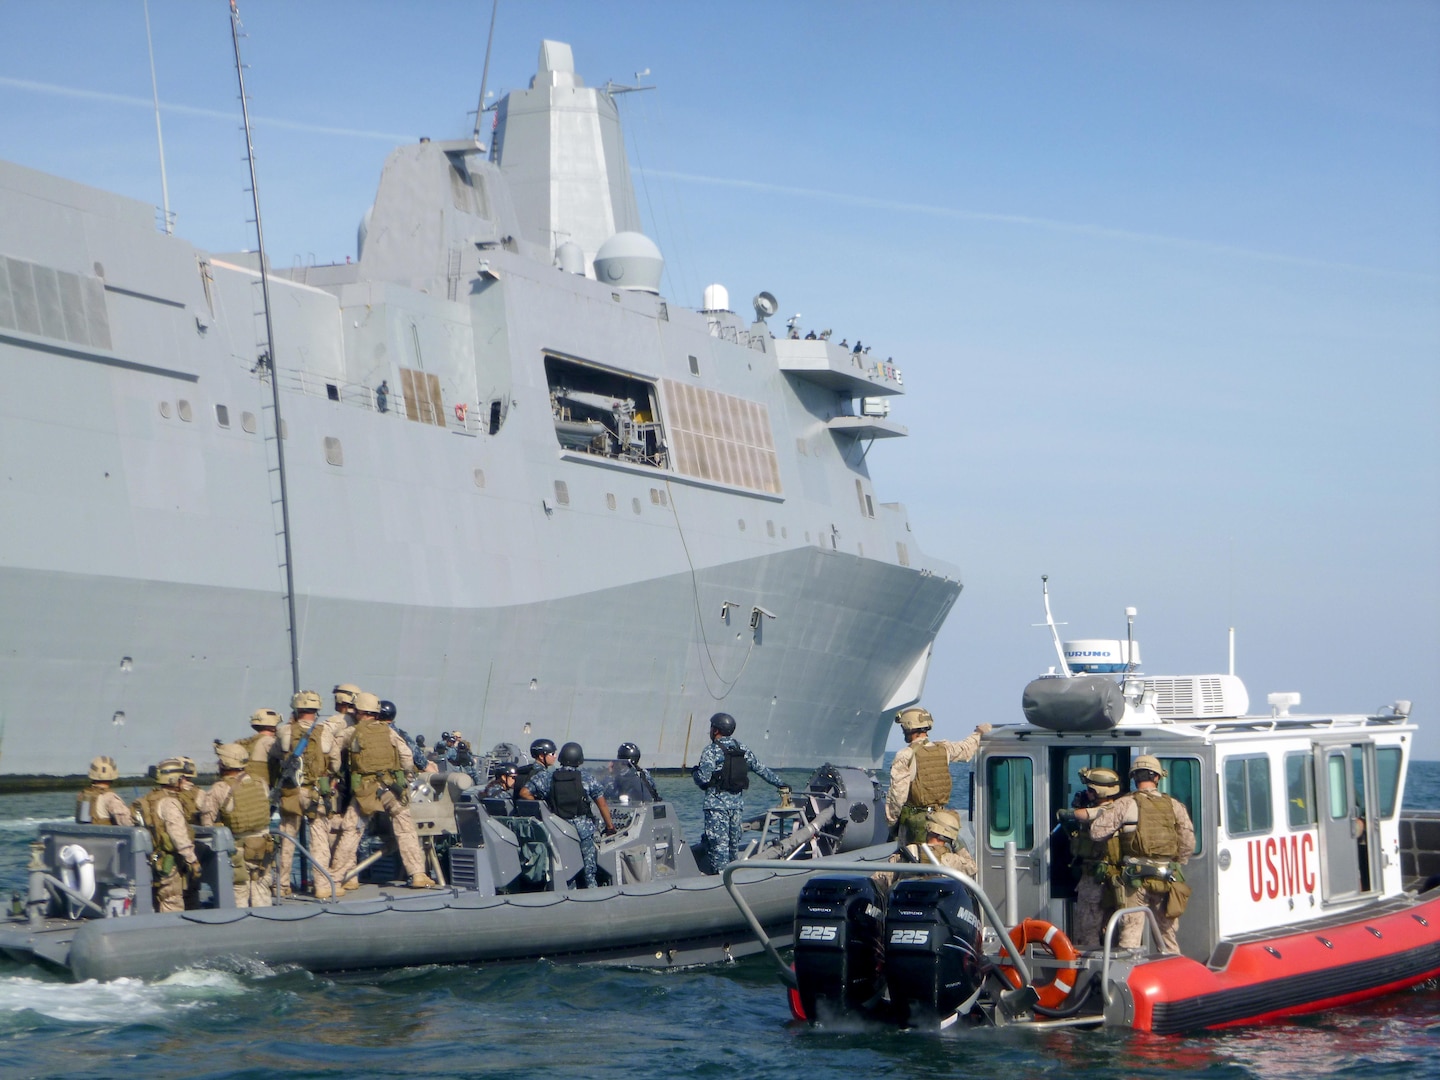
xmin=546 ymin=355 xmax=668 ymax=469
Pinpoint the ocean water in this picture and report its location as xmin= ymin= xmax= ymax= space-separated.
xmin=1 ymin=764 xmax=1437 ymax=1080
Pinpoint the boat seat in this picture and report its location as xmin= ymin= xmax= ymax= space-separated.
xmin=511 ymin=801 xmax=543 ymax=819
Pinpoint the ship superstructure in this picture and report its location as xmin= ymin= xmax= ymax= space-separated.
xmin=0 ymin=41 xmax=959 ymax=778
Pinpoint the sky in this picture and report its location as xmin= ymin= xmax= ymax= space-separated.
xmin=1 ymin=1 xmax=1436 ymax=758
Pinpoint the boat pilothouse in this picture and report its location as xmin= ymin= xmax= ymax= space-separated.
xmin=732 ymin=581 xmax=1440 ymax=1033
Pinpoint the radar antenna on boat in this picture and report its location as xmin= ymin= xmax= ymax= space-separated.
xmin=1037 ymin=575 xmax=1072 ymax=676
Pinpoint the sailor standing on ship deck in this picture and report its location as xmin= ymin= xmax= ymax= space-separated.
xmin=885 ymin=708 xmax=991 ymax=846
xmin=692 ymin=713 xmax=787 ymax=873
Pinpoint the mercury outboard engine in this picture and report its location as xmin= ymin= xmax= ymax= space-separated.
xmin=883 ymin=876 xmax=986 ymax=1026
xmin=791 ymin=876 xmax=885 ymax=1021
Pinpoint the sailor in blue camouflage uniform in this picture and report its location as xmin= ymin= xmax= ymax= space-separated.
xmin=692 ymin=713 xmax=788 ymax=873
xmin=519 ymin=742 xmax=617 ymax=888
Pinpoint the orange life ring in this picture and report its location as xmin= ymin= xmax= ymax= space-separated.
xmin=997 ymin=918 xmax=1079 ymax=1008
xmin=455 ymin=402 xmax=468 ymax=423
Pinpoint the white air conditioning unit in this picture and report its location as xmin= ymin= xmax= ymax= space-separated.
xmin=1141 ymin=675 xmax=1249 ymax=719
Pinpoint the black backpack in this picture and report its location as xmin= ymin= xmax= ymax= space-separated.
xmin=548 ymin=767 xmax=590 ymax=818
xmin=717 ymin=745 xmax=749 ymax=793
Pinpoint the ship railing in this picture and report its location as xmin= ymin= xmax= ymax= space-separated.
xmin=271 ymin=368 xmax=484 ymax=434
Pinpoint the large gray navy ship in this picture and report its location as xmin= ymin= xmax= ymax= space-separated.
xmin=0 ymin=40 xmax=960 ymax=780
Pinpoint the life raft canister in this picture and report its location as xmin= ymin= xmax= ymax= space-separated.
xmin=455 ymin=402 xmax=468 ymax=423
xmin=997 ymin=918 xmax=1079 ymax=1009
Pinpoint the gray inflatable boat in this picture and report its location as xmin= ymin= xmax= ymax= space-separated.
xmin=1 ymin=764 xmax=892 ymax=981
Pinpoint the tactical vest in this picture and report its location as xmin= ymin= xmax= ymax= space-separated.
xmin=214 ymin=774 xmax=271 ymax=837
xmin=716 ymin=744 xmax=749 ymax=793
xmin=76 ymin=785 xmax=114 ymax=825
xmin=279 ymin=722 xmax=330 ymax=790
xmin=176 ymin=784 xmax=200 ymax=823
xmin=547 ymin=767 xmax=590 ymax=819
xmin=1119 ymin=790 xmax=1182 ymax=861
xmin=350 ymin=717 xmax=403 ymax=778
xmin=907 ymin=740 xmax=952 ymax=808
xmin=239 ymin=731 xmax=278 ymax=786
xmin=136 ymin=788 xmax=193 ymax=857
xmin=1071 ymin=808 xmax=1123 ymax=871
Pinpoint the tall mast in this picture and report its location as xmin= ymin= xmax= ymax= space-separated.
xmin=472 ymin=0 xmax=500 ymax=144
xmin=229 ymin=0 xmax=300 ymax=695
xmin=142 ymin=0 xmax=172 ymax=233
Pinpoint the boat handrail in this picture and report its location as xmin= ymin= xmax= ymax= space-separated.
xmin=272 ymin=825 xmax=340 ymax=902
xmin=1097 ymin=904 xmax=1166 ymax=1005
xmin=721 ymin=856 xmax=1034 ymax=990
xmin=269 ymin=367 xmax=481 ymax=433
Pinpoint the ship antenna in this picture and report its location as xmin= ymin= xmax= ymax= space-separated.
xmin=1124 ymin=606 xmax=1138 ymax=673
xmin=1038 ymin=575 xmax=1072 ymax=677
xmin=471 ymin=0 xmax=500 ymax=144
xmin=229 ymin=0 xmax=300 ymax=695
xmin=142 ymin=0 xmax=172 ymax=233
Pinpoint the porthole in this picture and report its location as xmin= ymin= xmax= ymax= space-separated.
xmin=215 ymin=404 xmax=230 ymax=428
xmin=324 ymin=436 xmax=344 ymax=466
xmin=177 ymin=399 xmax=193 ymax=422
xmin=241 ymin=411 xmax=257 ymax=433
xmin=159 ymin=400 xmax=172 ymax=419
xmin=473 ymin=468 xmax=486 ymax=488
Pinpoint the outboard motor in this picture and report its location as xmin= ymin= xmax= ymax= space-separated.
xmin=883 ymin=877 xmax=986 ymax=1026
xmin=791 ymin=876 xmax=885 ymax=1021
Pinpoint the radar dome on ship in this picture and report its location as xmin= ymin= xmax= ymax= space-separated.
xmin=593 ymin=232 xmax=663 ymax=293
xmin=702 ymin=283 xmax=730 ymax=312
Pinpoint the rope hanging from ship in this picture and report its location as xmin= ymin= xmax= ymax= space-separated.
xmin=665 ymin=477 xmax=756 ymax=699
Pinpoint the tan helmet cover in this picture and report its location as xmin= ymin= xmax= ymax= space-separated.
xmin=1131 ymin=754 xmax=1167 ymax=779
xmin=895 ymin=707 xmax=933 ymax=733
xmin=333 ymin=683 xmax=361 ymax=706
xmin=180 ymin=756 xmax=198 ymax=778
xmin=1080 ymin=766 xmax=1122 ymax=796
xmin=292 ymin=689 xmax=323 ymax=712
xmin=215 ymin=741 xmax=248 ymax=770
xmin=155 ymin=757 xmax=187 ymax=786
xmin=250 ymin=708 xmax=281 ymax=729
xmin=926 ymin=809 xmax=962 ymax=841
xmin=89 ymin=755 xmax=119 ymax=782
xmin=353 ymin=691 xmax=382 ymax=715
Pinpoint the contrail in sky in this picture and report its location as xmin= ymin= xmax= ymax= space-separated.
xmin=649 ymin=169 xmax=1436 ymax=284
xmin=0 ymin=76 xmax=413 ymax=142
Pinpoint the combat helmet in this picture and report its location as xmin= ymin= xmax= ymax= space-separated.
xmin=1079 ymin=766 xmax=1122 ymax=797
xmin=154 ymin=757 xmax=188 ymax=786
xmin=926 ymin=808 xmax=962 ymax=842
xmin=491 ymin=763 xmax=518 ymax=780
xmin=250 ymin=708 xmax=281 ymax=730
xmin=353 ymin=692 xmax=382 ymax=715
xmin=895 ymin=707 xmax=933 ymax=734
xmin=559 ymin=742 xmax=584 ymax=767
xmin=616 ymin=742 xmax=641 ymax=764
xmin=292 ymin=690 xmax=323 ymax=712
xmin=529 ymin=738 xmax=557 ymax=760
xmin=333 ymin=683 xmax=361 ymax=707
xmin=88 ymin=755 xmax=119 ymax=782
xmin=379 ymin=700 xmax=398 ymax=722
xmin=1130 ymin=755 xmax=1167 ymax=779
xmin=215 ymin=741 xmax=248 ymax=771
xmin=709 ymin=712 xmax=737 ymax=737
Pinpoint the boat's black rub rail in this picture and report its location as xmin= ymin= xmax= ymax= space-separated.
xmin=1149 ymin=939 xmax=1440 ymax=1035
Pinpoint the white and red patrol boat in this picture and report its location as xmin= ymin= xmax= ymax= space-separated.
xmin=731 ymin=582 xmax=1440 ymax=1033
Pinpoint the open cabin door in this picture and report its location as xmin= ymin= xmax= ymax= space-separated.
xmin=1314 ymin=741 xmax=1379 ymax=903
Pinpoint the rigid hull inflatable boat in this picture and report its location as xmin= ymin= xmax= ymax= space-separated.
xmin=732 ymin=588 xmax=1440 ymax=1033
xmin=1 ymin=764 xmax=892 ymax=981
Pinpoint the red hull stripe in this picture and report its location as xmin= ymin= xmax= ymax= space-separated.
xmin=1130 ymin=895 xmax=1440 ymax=1034
xmin=1145 ymin=939 xmax=1440 ymax=1034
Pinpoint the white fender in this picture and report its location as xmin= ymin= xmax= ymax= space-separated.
xmin=58 ymin=844 xmax=96 ymax=901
